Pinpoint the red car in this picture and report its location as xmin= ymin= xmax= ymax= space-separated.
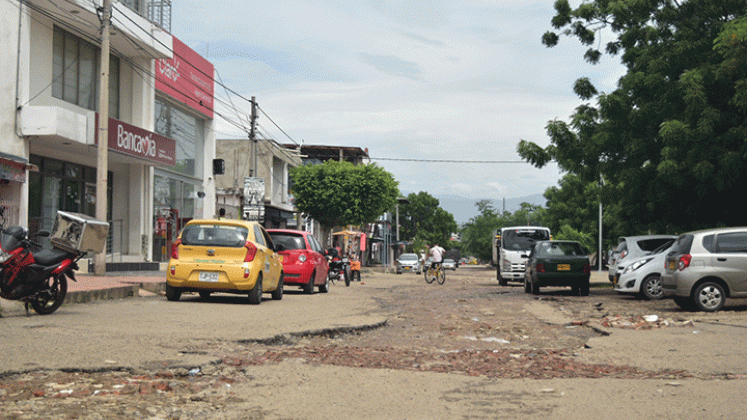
xmin=267 ymin=229 xmax=330 ymax=294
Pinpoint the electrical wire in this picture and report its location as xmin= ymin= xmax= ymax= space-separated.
xmin=370 ymin=157 xmax=527 ymax=163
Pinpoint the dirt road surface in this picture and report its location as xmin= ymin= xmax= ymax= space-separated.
xmin=1 ymin=267 xmax=746 ymax=419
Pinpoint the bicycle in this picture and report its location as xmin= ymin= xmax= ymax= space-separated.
xmin=424 ymin=262 xmax=446 ymax=285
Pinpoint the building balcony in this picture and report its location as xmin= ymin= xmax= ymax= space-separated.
xmin=27 ymin=0 xmax=172 ymax=59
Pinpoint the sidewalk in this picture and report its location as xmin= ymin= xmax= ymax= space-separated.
xmin=65 ymin=270 xmax=166 ymax=304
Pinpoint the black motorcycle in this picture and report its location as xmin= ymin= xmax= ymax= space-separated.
xmin=325 ymin=248 xmax=351 ymax=287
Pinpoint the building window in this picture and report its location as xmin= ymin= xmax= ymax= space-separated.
xmin=155 ymin=97 xmax=204 ymax=177
xmin=28 ymin=155 xmax=112 ymax=235
xmin=52 ymin=26 xmax=120 ymax=118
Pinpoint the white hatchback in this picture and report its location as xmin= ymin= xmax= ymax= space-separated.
xmin=614 ymin=242 xmax=674 ymax=300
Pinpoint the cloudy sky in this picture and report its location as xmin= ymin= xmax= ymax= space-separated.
xmin=172 ymin=1 xmax=624 ymax=203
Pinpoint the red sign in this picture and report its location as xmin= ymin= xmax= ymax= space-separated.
xmin=155 ymin=37 xmax=214 ymax=119
xmin=108 ymin=118 xmax=176 ymax=167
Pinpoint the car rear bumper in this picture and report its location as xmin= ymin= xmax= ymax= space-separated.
xmin=167 ymin=262 xmax=259 ymax=291
xmin=280 ymin=265 xmax=314 ymax=285
xmin=534 ymin=274 xmax=590 ymax=287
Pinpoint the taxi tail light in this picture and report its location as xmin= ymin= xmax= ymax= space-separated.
xmin=244 ymin=241 xmax=258 ymax=262
xmin=678 ymin=254 xmax=692 ymax=270
xmin=171 ymin=239 xmax=181 ymax=259
xmin=536 ymin=263 xmax=545 ymax=273
xmin=583 ymin=263 xmax=591 ymax=274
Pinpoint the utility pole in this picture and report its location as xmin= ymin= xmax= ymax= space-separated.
xmin=250 ymin=96 xmax=257 ymax=176
xmin=94 ymin=0 xmax=112 ymax=275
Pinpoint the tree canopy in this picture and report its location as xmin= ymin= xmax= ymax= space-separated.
xmin=398 ymin=191 xmax=457 ymax=249
xmin=518 ymin=0 xmax=747 ymax=233
xmin=290 ymin=160 xmax=399 ymax=230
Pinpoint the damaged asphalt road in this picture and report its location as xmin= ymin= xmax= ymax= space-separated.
xmin=1 ymin=268 xmax=746 ymax=419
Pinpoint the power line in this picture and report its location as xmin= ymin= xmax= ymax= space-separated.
xmin=370 ymin=157 xmax=527 ymax=164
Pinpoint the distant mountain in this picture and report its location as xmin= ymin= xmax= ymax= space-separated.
xmin=438 ymin=194 xmax=546 ymax=225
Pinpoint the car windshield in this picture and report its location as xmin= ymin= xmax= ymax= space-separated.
xmin=269 ymin=233 xmax=306 ymax=251
xmin=181 ymin=224 xmax=249 ymax=247
xmin=399 ymin=254 xmax=418 ymax=261
xmin=536 ymin=242 xmax=585 ymax=257
xmin=502 ymin=229 xmax=550 ymax=251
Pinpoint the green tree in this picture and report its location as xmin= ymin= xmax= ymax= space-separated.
xmin=398 ymin=192 xmax=457 ymax=249
xmin=553 ymin=225 xmax=595 ymax=255
xmin=290 ymin=161 xmax=399 ymax=240
xmin=460 ymin=200 xmax=502 ymax=262
xmin=518 ymin=0 xmax=747 ymax=233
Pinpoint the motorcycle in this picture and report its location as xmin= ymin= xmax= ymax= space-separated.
xmin=325 ymin=248 xmax=352 ymax=287
xmin=0 ymin=220 xmax=82 ymax=316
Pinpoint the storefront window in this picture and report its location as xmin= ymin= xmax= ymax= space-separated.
xmin=154 ymin=98 xmax=204 ymax=177
xmin=28 ymin=156 xmax=111 ymax=235
xmin=153 ymin=174 xmax=197 ymax=261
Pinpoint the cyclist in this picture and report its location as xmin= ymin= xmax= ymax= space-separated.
xmin=428 ymin=243 xmax=445 ymax=274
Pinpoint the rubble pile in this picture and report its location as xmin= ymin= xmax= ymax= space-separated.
xmin=600 ymin=315 xmax=695 ymax=329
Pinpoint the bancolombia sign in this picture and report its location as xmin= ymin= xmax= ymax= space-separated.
xmin=155 ymin=37 xmax=214 ymax=119
xmin=108 ymin=118 xmax=176 ymax=167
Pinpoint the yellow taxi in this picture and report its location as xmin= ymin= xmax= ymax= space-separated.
xmin=166 ymin=219 xmax=284 ymax=304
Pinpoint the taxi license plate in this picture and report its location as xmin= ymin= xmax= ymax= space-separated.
xmin=668 ymin=261 xmax=676 ymax=269
xmin=557 ymin=264 xmax=571 ymax=271
xmin=199 ymin=272 xmax=220 ymax=282
xmin=404 ymin=267 xmax=411 ymax=270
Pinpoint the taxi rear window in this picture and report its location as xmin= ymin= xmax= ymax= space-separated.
xmin=181 ymin=224 xmax=249 ymax=247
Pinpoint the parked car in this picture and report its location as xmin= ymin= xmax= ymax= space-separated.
xmin=396 ymin=253 xmax=422 ymax=274
xmin=166 ymin=220 xmax=284 ymax=304
xmin=267 ymin=229 xmax=330 ymax=294
xmin=662 ymin=227 xmax=747 ymax=312
xmin=608 ymin=235 xmax=677 ymax=283
xmin=442 ymin=259 xmax=457 ymax=270
xmin=614 ymin=241 xmax=674 ymax=300
xmin=524 ymin=241 xmax=591 ymax=296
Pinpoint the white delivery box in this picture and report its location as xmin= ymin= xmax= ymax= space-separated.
xmin=50 ymin=211 xmax=110 ymax=254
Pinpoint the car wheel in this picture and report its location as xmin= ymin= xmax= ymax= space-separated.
xmin=319 ymin=272 xmax=330 ymax=293
xmin=271 ymin=273 xmax=284 ymax=300
xmin=248 ymin=274 xmax=263 ymax=305
xmin=694 ymin=282 xmax=725 ymax=312
xmin=640 ymin=275 xmax=664 ymax=300
xmin=530 ymin=279 xmax=540 ymax=295
xmin=199 ymin=291 xmax=211 ymax=300
xmin=580 ymin=280 xmax=590 ymax=297
xmin=498 ymin=269 xmax=507 ymax=286
xmin=524 ymin=276 xmax=531 ymax=293
xmin=166 ymin=283 xmax=182 ymax=302
xmin=304 ymin=271 xmax=315 ymax=294
xmin=674 ymin=296 xmax=697 ymax=312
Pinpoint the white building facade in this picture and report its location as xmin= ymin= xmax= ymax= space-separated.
xmin=0 ymin=0 xmax=216 ymax=265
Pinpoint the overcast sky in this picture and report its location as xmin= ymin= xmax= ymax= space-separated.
xmin=172 ymin=1 xmax=624 ymax=202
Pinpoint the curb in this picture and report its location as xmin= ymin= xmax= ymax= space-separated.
xmin=65 ymin=285 xmax=140 ymax=304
